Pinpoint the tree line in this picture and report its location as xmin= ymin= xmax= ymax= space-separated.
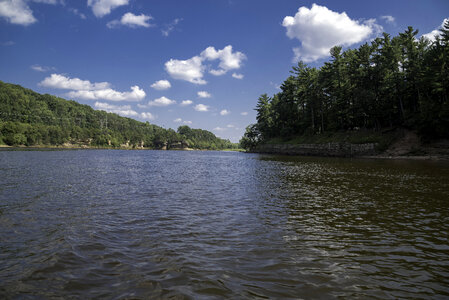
xmin=241 ymin=22 xmax=449 ymax=150
xmin=0 ymin=81 xmax=237 ymax=150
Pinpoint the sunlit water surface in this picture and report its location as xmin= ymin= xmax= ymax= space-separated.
xmin=0 ymin=150 xmax=448 ymax=299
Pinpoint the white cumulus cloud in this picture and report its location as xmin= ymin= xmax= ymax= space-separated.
xmin=94 ymin=101 xmax=138 ymax=117
xmin=150 ymin=79 xmax=171 ymax=90
xmin=165 ymin=45 xmax=246 ymax=85
xmin=194 ymin=104 xmax=209 ymax=112
xmin=423 ymin=29 xmax=441 ymax=42
xmin=197 ymin=91 xmax=211 ymax=98
xmin=282 ymin=4 xmax=379 ymax=62
xmin=0 ymin=0 xmax=36 ymax=25
xmin=165 ymin=55 xmax=206 ymax=85
xmin=240 ymin=112 xmax=248 ymax=116
xmin=140 ymin=112 xmax=155 ymax=120
xmin=107 ymin=12 xmax=153 ymax=28
xmin=94 ymin=102 xmax=155 ymax=120
xmin=40 ymin=73 xmax=110 ymax=90
xmin=87 ymin=0 xmax=129 ymax=18
xmin=422 ymin=18 xmax=449 ymax=42
xmin=40 ymin=73 xmax=145 ymax=102
xmin=220 ymin=109 xmax=230 ymax=116
xmin=0 ymin=0 xmax=62 ymax=25
xmin=201 ymin=45 xmax=246 ymax=75
xmin=173 ymin=118 xmax=192 ymax=125
xmin=232 ymin=73 xmax=244 ymax=79
xmin=180 ymin=100 xmax=193 ymax=106
xmin=147 ymin=96 xmax=176 ymax=107
xmin=67 ymin=86 xmax=145 ymax=102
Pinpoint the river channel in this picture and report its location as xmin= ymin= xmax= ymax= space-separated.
xmin=0 ymin=150 xmax=448 ymax=299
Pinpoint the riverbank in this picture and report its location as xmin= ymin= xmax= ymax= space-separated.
xmin=252 ymin=142 xmax=377 ymax=157
xmin=251 ymin=143 xmax=449 ymax=160
xmin=249 ymin=129 xmax=449 ymax=160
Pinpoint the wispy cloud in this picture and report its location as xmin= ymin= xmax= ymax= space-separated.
xmin=69 ymin=8 xmax=86 ymax=19
xmin=1 ymin=41 xmax=15 ymax=46
xmin=162 ymin=18 xmax=182 ymax=36
xmin=380 ymin=15 xmax=395 ymax=25
xmin=31 ymin=64 xmax=55 ymax=72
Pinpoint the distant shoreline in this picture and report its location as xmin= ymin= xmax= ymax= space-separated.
xmin=0 ymin=144 xmax=243 ymax=152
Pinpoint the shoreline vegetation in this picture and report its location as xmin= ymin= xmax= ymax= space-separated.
xmin=0 ymin=81 xmax=239 ymax=151
xmin=240 ymin=23 xmax=449 ymax=160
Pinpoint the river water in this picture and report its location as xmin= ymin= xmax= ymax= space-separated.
xmin=0 ymin=150 xmax=448 ymax=299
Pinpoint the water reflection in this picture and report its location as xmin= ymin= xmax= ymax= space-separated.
xmin=254 ymin=155 xmax=449 ymax=298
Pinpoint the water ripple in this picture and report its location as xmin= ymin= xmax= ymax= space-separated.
xmin=0 ymin=150 xmax=448 ymax=298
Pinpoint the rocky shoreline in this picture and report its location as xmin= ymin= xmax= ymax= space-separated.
xmin=251 ymin=142 xmax=377 ymax=157
xmin=250 ymin=141 xmax=449 ymax=161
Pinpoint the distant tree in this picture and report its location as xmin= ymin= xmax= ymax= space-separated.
xmin=0 ymin=81 xmax=237 ymax=149
xmin=246 ymin=25 xmax=449 ymax=144
xmin=240 ymin=124 xmax=261 ymax=150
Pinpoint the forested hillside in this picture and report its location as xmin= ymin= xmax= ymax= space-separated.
xmin=0 ymin=82 xmax=237 ymax=150
xmin=241 ymin=22 xmax=449 ymax=150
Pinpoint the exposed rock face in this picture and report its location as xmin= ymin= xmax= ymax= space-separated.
xmin=168 ymin=142 xmax=183 ymax=149
xmin=168 ymin=141 xmax=190 ymax=150
xmin=384 ymin=131 xmax=420 ymax=156
xmin=135 ymin=140 xmax=145 ymax=149
xmin=120 ymin=140 xmax=131 ymax=148
xmin=252 ymin=143 xmax=377 ymax=157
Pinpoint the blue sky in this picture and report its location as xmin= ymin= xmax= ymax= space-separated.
xmin=0 ymin=0 xmax=448 ymax=142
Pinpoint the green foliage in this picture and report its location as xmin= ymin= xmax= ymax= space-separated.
xmin=176 ymin=125 xmax=237 ymax=150
xmin=241 ymin=23 xmax=449 ymax=150
xmin=239 ymin=124 xmax=261 ymax=150
xmin=0 ymin=82 xmax=237 ymax=150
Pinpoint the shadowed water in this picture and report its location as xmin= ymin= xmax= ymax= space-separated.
xmin=0 ymin=150 xmax=448 ymax=299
